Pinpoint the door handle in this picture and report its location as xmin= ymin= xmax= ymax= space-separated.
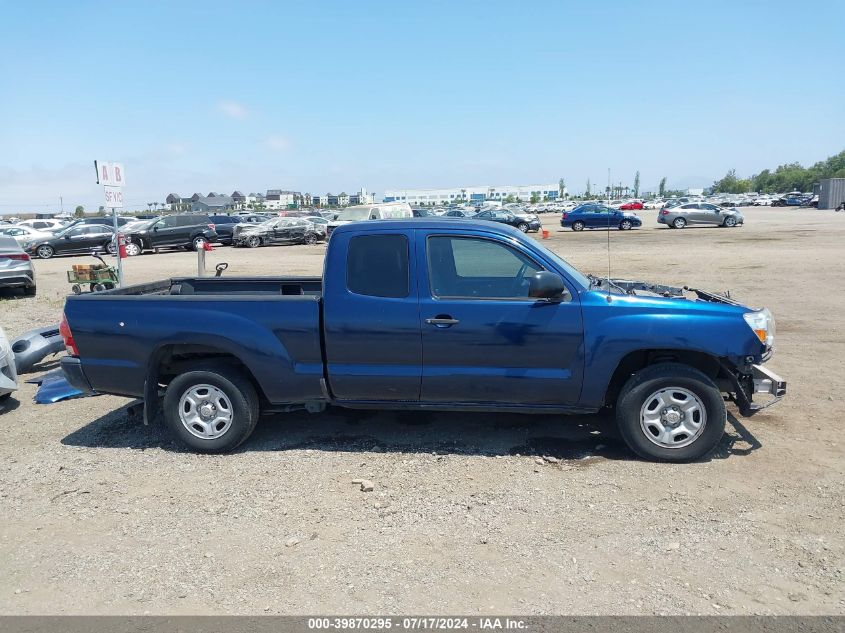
xmin=425 ymin=316 xmax=459 ymax=327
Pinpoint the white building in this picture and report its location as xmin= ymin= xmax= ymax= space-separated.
xmin=383 ymin=184 xmax=562 ymax=205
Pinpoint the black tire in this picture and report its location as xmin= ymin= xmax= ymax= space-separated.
xmin=124 ymin=241 xmax=142 ymax=256
xmin=619 ymin=219 xmax=633 ymax=230
xmin=0 ymin=392 xmax=11 ymax=402
xmin=672 ymin=217 xmax=687 ymax=229
xmin=615 ymin=362 xmax=726 ymax=462
xmin=246 ymin=235 xmax=261 ymax=248
xmin=93 ymin=283 xmax=106 ymax=292
xmin=723 ymin=216 xmax=737 ymax=227
xmin=162 ymin=365 xmax=259 ymax=453
xmin=193 ymin=236 xmax=207 ymax=251
xmin=106 ymin=242 xmax=117 ymax=255
xmin=36 ymin=245 xmax=54 ymax=259
xmin=517 ymin=222 xmax=529 ymax=232
xmin=71 ymin=284 xmax=82 ymax=295
xmin=23 ymin=285 xmax=36 ymax=297
xmin=572 ymin=221 xmax=585 ymax=232
xmin=303 ymin=233 xmax=318 ymax=245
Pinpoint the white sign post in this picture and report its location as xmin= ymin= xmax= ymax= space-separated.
xmin=94 ymin=160 xmax=126 ymax=286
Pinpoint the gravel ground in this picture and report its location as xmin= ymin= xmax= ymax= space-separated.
xmin=0 ymin=206 xmax=843 ymax=615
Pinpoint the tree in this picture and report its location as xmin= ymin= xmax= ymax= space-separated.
xmin=633 ymin=171 xmax=640 ymax=198
xmin=585 ymin=178 xmax=591 ymax=198
xmin=658 ymin=177 xmax=667 ymax=197
xmin=558 ymin=178 xmax=566 ymax=198
xmin=530 ymin=193 xmax=539 ymax=203
xmin=74 ymin=205 xmax=84 ymax=218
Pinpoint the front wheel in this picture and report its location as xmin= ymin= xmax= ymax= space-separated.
xmin=572 ymin=221 xmax=585 ymax=232
xmin=246 ymin=235 xmax=261 ymax=248
xmin=193 ymin=237 xmax=207 ymax=251
xmin=615 ymin=363 xmax=726 ymax=462
xmin=36 ymin=245 xmax=54 ymax=259
xmin=303 ymin=233 xmax=318 ymax=245
xmin=124 ymin=241 xmax=142 ymax=256
xmin=162 ymin=365 xmax=259 ymax=453
xmin=619 ymin=219 xmax=633 ymax=230
xmin=723 ymin=216 xmax=737 ymax=227
xmin=517 ymin=222 xmax=529 ymax=232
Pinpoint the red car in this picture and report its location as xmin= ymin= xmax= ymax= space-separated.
xmin=619 ymin=201 xmax=644 ymax=211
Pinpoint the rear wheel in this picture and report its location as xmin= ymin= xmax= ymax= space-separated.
xmin=163 ymin=365 xmax=259 ymax=453
xmin=572 ymin=221 xmax=585 ymax=232
xmin=23 ymin=285 xmax=36 ymax=297
xmin=106 ymin=242 xmax=117 ymax=255
xmin=672 ymin=217 xmax=687 ymax=229
xmin=615 ymin=363 xmax=726 ymax=462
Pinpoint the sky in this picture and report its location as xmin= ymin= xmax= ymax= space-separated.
xmin=1 ymin=0 xmax=844 ymax=213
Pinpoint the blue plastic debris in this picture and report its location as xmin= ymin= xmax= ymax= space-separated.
xmin=27 ymin=370 xmax=97 ymax=404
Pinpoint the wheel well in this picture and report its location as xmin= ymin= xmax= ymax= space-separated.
xmin=148 ymin=344 xmax=265 ymax=401
xmin=604 ymin=349 xmax=721 ymax=407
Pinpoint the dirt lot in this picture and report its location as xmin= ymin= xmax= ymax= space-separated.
xmin=0 ymin=207 xmax=843 ymax=615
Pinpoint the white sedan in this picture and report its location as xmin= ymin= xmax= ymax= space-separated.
xmin=0 ymin=225 xmax=54 ymax=245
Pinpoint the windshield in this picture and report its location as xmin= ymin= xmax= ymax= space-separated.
xmin=533 ymin=242 xmax=591 ymax=289
xmin=335 ymin=207 xmax=371 ymax=221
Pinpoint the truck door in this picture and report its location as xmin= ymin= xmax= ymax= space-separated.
xmin=418 ymin=232 xmax=583 ymax=405
xmin=323 ymin=229 xmax=422 ymax=401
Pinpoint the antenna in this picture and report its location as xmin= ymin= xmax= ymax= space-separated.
xmin=606 ymin=167 xmax=611 ymax=287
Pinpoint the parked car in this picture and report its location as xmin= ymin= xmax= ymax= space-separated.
xmin=17 ymin=219 xmax=64 ymax=231
xmin=473 ymin=210 xmax=541 ymax=232
xmin=122 ymin=213 xmax=218 ymax=255
xmin=58 ymin=216 xmax=134 ymax=232
xmin=0 ymin=235 xmax=36 ymax=296
xmin=209 ymin=215 xmax=243 ymax=246
xmin=302 ymin=216 xmax=329 ymax=228
xmin=327 ymin=202 xmax=413 ymax=237
xmin=658 ymin=203 xmax=744 ymax=229
xmin=24 ymin=224 xmax=117 ymax=259
xmin=771 ymin=193 xmax=812 ymax=207
xmin=442 ymin=209 xmax=473 ymax=218
xmin=561 ymin=205 xmax=642 ymax=231
xmin=233 ymin=217 xmax=326 ymax=248
xmin=0 ymin=326 xmax=18 ymax=401
xmin=0 ymin=225 xmax=54 ymax=245
xmin=60 ymin=218 xmax=785 ymax=462
xmin=619 ymin=201 xmax=644 ymax=211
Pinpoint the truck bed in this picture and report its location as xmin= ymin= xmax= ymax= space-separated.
xmin=83 ymin=276 xmax=323 ymax=297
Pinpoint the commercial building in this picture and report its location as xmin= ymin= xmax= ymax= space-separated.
xmin=383 ymin=184 xmax=562 ymax=205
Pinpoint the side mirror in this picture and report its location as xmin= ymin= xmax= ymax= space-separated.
xmin=63 ymin=234 xmax=72 ymax=239
xmin=528 ymin=271 xmax=568 ymax=301
xmin=153 ymin=225 xmax=159 ymax=231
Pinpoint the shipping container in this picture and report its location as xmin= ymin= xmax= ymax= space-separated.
xmin=818 ymin=178 xmax=845 ymax=210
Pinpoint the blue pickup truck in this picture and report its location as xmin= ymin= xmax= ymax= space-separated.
xmin=59 ymin=220 xmax=785 ymax=461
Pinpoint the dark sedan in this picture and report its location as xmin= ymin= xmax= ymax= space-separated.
xmin=233 ymin=217 xmax=326 ymax=248
xmin=472 ymin=210 xmax=541 ymax=232
xmin=560 ymin=205 xmax=642 ymax=231
xmin=25 ymin=224 xmax=117 ymax=259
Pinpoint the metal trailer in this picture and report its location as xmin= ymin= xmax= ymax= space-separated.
xmin=818 ymin=178 xmax=845 ymax=210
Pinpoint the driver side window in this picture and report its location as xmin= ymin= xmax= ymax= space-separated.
xmin=428 ymin=236 xmax=542 ymax=300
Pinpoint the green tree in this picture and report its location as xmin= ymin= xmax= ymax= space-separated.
xmin=633 ymin=171 xmax=640 ymax=198
xmin=658 ymin=177 xmax=667 ymax=197
xmin=585 ymin=178 xmax=591 ymax=198
xmin=74 ymin=205 xmax=84 ymax=218
xmin=558 ymin=178 xmax=566 ymax=198
xmin=503 ymin=194 xmax=516 ymax=203
xmin=530 ymin=193 xmax=539 ymax=203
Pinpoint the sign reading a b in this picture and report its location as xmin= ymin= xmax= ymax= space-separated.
xmin=95 ymin=161 xmax=126 ymax=186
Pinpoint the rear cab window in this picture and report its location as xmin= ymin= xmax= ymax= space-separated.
xmin=347 ymin=234 xmax=409 ymax=298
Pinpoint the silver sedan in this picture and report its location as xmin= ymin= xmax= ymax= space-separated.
xmin=657 ymin=202 xmax=744 ymax=229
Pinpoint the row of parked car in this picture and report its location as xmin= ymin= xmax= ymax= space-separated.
xmin=558 ymin=199 xmax=745 ymax=231
xmin=0 ymin=211 xmax=332 ymax=260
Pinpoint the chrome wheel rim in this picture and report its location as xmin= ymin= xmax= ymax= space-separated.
xmin=247 ymin=236 xmax=260 ymax=248
xmin=674 ymin=218 xmax=686 ymax=228
xmin=621 ymin=220 xmax=631 ymax=229
xmin=518 ymin=223 xmax=529 ymax=232
xmin=194 ymin=238 xmax=206 ymax=250
xmin=178 ymin=384 xmax=234 ymax=440
xmin=639 ymin=387 xmax=706 ymax=449
xmin=725 ymin=217 xmax=736 ymax=226
xmin=37 ymin=246 xmax=52 ymax=258
xmin=126 ymin=243 xmax=141 ymax=256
